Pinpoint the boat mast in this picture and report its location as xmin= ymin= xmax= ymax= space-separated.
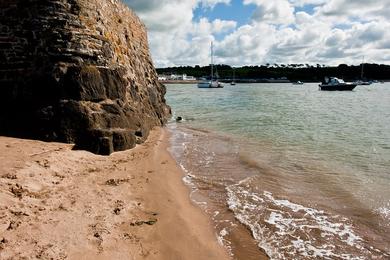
xmin=211 ymin=42 xmax=214 ymax=81
xmin=361 ymin=56 xmax=365 ymax=80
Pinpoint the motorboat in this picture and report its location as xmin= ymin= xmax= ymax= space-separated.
xmin=319 ymin=77 xmax=357 ymax=91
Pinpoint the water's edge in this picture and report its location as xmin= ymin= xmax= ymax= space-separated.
xmin=167 ymin=123 xmax=389 ymax=259
xmin=165 ymin=83 xmax=390 ymax=259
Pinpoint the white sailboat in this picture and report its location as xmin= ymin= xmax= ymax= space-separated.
xmin=231 ymin=68 xmax=236 ymax=85
xmin=198 ymin=42 xmax=224 ymax=88
xmin=354 ymin=57 xmax=372 ymax=85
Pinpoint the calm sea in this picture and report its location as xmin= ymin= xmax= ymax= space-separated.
xmin=165 ymin=82 xmax=390 ymax=259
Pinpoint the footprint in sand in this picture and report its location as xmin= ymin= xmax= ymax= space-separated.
xmin=113 ymin=200 xmax=125 ymax=215
xmin=1 ymin=173 xmax=17 ymax=179
xmin=9 ymin=184 xmax=25 ymax=199
xmin=35 ymin=160 xmax=50 ymax=168
xmin=105 ymin=178 xmax=130 ymax=186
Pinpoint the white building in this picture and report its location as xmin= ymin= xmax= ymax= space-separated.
xmin=158 ymin=74 xmax=196 ymax=81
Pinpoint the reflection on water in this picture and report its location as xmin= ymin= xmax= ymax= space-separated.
xmin=166 ymin=83 xmax=390 ymax=259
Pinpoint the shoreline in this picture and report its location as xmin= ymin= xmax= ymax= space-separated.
xmin=0 ymin=128 xmax=230 ymax=259
xmin=160 ymin=80 xmax=201 ymax=84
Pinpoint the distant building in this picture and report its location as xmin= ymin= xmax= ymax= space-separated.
xmin=185 ymin=75 xmax=196 ymax=80
xmin=158 ymin=74 xmax=196 ymax=81
xmin=169 ymin=74 xmax=178 ymax=80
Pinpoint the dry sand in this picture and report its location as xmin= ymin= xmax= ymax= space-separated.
xmin=0 ymin=128 xmax=230 ymax=259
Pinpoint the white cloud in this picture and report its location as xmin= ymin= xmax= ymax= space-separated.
xmin=212 ymin=19 xmax=237 ymax=33
xmin=325 ymin=29 xmax=346 ymax=47
xmin=245 ymin=0 xmax=295 ymax=25
xmin=215 ymin=23 xmax=277 ymax=65
xmin=124 ymin=0 xmax=196 ymax=32
xmin=125 ymin=0 xmax=390 ymax=67
xmin=289 ymin=0 xmax=327 ymax=7
xmin=199 ymin=0 xmax=231 ymax=8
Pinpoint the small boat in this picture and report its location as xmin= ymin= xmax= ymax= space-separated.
xmin=231 ymin=68 xmax=236 ymax=85
xmin=198 ymin=42 xmax=224 ymax=89
xmin=293 ymin=81 xmax=304 ymax=85
xmin=353 ymin=80 xmax=372 ymax=86
xmin=354 ymin=57 xmax=372 ymax=85
xmin=319 ymin=77 xmax=357 ymax=91
xmin=198 ymin=80 xmax=224 ymax=88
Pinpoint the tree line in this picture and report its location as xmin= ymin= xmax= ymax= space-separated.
xmin=156 ymin=63 xmax=390 ymax=82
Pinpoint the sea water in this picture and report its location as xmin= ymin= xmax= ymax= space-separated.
xmin=165 ymin=83 xmax=390 ymax=259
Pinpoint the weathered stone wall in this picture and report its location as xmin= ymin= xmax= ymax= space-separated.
xmin=0 ymin=0 xmax=171 ymax=154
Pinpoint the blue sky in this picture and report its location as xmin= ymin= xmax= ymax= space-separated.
xmin=194 ymin=0 xmax=255 ymax=28
xmin=125 ymin=0 xmax=390 ymax=67
xmin=295 ymin=4 xmax=316 ymax=15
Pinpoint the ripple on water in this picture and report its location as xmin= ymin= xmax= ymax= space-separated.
xmin=227 ymin=177 xmax=389 ymax=259
xmin=167 ymin=79 xmax=390 ymax=257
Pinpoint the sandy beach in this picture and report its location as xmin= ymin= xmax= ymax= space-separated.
xmin=0 ymin=128 xmax=230 ymax=259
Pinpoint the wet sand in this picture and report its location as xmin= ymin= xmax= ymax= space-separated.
xmin=0 ymin=128 xmax=230 ymax=259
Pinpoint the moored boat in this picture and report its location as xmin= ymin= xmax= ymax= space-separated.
xmin=198 ymin=80 xmax=223 ymax=88
xmin=354 ymin=80 xmax=372 ymax=86
xmin=198 ymin=42 xmax=224 ymax=89
xmin=293 ymin=81 xmax=304 ymax=85
xmin=354 ymin=58 xmax=372 ymax=86
xmin=230 ymin=68 xmax=236 ymax=85
xmin=319 ymin=77 xmax=357 ymax=91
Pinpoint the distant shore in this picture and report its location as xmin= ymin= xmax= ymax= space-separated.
xmin=161 ymin=80 xmax=390 ymax=85
xmin=160 ymin=79 xmax=292 ymax=84
xmin=157 ymin=63 xmax=390 ymax=82
xmin=160 ymin=80 xmax=201 ymax=84
xmin=0 ymin=129 xmax=230 ymax=259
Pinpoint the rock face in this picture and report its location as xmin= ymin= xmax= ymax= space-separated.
xmin=0 ymin=0 xmax=171 ymax=154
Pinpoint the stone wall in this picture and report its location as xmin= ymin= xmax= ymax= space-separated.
xmin=0 ymin=0 xmax=171 ymax=155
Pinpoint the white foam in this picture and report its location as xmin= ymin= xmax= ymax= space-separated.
xmin=226 ymin=183 xmax=382 ymax=260
xmin=378 ymin=206 xmax=390 ymax=218
xmin=376 ymin=201 xmax=390 ymax=222
xmin=217 ymin=227 xmax=229 ymax=245
xmin=215 ymin=227 xmax=234 ymax=256
xmin=263 ymin=191 xmax=363 ymax=247
xmin=179 ymin=163 xmax=189 ymax=173
xmin=195 ymin=201 xmax=208 ymax=208
xmin=265 ymin=212 xmax=293 ymax=234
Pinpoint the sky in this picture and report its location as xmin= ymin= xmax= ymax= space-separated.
xmin=124 ymin=0 xmax=390 ymax=68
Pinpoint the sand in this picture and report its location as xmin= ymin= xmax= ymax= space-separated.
xmin=0 ymin=128 xmax=230 ymax=259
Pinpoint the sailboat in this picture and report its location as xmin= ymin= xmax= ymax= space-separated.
xmin=198 ymin=42 xmax=224 ymax=88
xmin=230 ymin=68 xmax=236 ymax=85
xmin=354 ymin=57 xmax=372 ymax=85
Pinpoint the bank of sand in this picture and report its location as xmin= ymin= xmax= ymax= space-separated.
xmin=0 ymin=128 xmax=230 ymax=259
